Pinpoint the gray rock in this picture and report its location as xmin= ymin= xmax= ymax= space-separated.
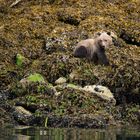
xmin=14 ymin=106 xmax=32 ymax=117
xmin=83 ymin=85 xmax=116 ymax=104
xmin=12 ymin=106 xmax=33 ymax=125
xmin=69 ymin=72 xmax=76 ymax=80
xmin=19 ymin=73 xmax=45 ymax=88
xmin=55 ymin=77 xmax=67 ymax=85
xmin=55 ymin=83 xmax=115 ymax=104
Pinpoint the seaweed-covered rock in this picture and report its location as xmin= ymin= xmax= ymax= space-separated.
xmin=10 ymin=74 xmax=57 ymax=97
xmin=56 ymin=84 xmax=116 ymax=104
xmin=46 ymin=114 xmax=115 ymax=128
xmin=83 ymin=85 xmax=116 ymax=104
xmin=0 ymin=107 xmax=14 ymax=126
xmin=0 ymin=0 xmax=140 ymax=128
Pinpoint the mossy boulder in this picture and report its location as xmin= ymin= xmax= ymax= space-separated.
xmin=27 ymin=73 xmax=45 ymax=83
xmin=11 ymin=73 xmax=56 ymax=97
xmin=11 ymin=83 xmax=117 ymax=127
xmin=11 ymin=82 xmax=57 ymax=97
xmin=19 ymin=73 xmax=45 ymax=89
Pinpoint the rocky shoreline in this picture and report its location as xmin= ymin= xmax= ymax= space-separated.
xmin=0 ymin=0 xmax=140 ymax=128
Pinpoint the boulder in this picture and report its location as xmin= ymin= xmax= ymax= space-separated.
xmin=83 ymin=85 xmax=116 ymax=104
xmin=55 ymin=77 xmax=67 ymax=85
xmin=13 ymin=106 xmax=33 ymax=125
xmin=20 ymin=73 xmax=45 ymax=88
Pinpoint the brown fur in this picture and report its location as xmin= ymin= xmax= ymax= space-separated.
xmin=73 ymin=32 xmax=113 ymax=65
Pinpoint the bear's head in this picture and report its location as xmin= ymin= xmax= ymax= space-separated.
xmin=95 ymin=32 xmax=113 ymax=49
xmin=94 ymin=31 xmax=119 ymax=48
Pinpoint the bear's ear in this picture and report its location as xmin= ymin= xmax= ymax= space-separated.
xmin=96 ymin=32 xmax=101 ymax=36
xmin=94 ymin=32 xmax=101 ymax=38
xmin=107 ymin=31 xmax=111 ymax=36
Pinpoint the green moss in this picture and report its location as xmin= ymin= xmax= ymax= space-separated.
xmin=27 ymin=73 xmax=45 ymax=82
xmin=16 ymin=54 xmax=25 ymax=67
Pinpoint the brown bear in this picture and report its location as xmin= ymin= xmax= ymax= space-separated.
xmin=73 ymin=32 xmax=113 ymax=65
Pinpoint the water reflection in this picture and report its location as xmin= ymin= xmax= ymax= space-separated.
xmin=1 ymin=126 xmax=140 ymax=140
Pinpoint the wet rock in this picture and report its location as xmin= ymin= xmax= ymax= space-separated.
xmin=14 ymin=125 xmax=31 ymax=129
xmin=15 ymin=102 xmax=38 ymax=113
xmin=13 ymin=106 xmax=33 ymax=125
xmin=83 ymin=85 xmax=116 ymax=104
xmin=55 ymin=77 xmax=67 ymax=85
xmin=14 ymin=106 xmax=32 ymax=116
xmin=46 ymin=114 xmax=115 ymax=128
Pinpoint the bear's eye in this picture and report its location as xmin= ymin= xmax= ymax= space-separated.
xmin=104 ymin=40 xmax=107 ymax=42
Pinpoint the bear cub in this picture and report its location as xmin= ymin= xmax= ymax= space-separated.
xmin=73 ymin=32 xmax=113 ymax=65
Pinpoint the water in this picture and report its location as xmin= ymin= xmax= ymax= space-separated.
xmin=0 ymin=126 xmax=140 ymax=140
